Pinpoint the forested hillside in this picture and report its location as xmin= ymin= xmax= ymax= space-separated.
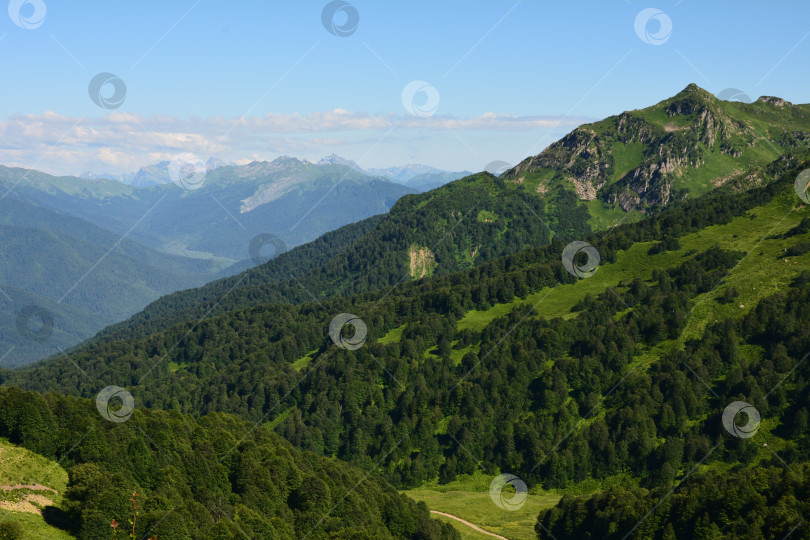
xmin=88 ymin=172 xmax=566 ymax=342
xmin=0 ymin=387 xmax=457 ymax=539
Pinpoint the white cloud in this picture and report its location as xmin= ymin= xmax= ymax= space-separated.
xmin=0 ymin=110 xmax=590 ymax=176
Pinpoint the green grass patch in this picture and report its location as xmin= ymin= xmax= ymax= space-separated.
xmin=610 ymin=141 xmax=646 ymax=181
xmin=0 ymin=508 xmax=73 ymax=540
xmin=168 ymin=360 xmax=189 ymax=373
xmin=586 ymin=199 xmax=644 ymax=230
xmin=477 ymin=210 xmax=499 ymax=223
xmin=403 ymin=472 xmax=560 ymax=540
xmin=292 ymin=349 xmax=319 ymax=371
xmin=265 ymin=408 xmax=293 ymax=430
xmin=378 ymin=325 xmax=406 ymax=345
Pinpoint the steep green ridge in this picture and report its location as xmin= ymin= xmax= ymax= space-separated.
xmin=73 ymin=85 xmax=810 ymax=348
xmin=0 ymin=387 xmax=457 ymax=539
xmin=84 ymin=172 xmax=564 ymax=344
xmin=508 ymin=83 xmax=810 ymax=211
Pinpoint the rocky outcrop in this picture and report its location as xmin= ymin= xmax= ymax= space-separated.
xmin=506 ymin=83 xmax=797 ymax=210
xmin=756 ymin=96 xmax=791 ymax=107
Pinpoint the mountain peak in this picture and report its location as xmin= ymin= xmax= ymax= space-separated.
xmin=317 ymin=154 xmax=365 ymax=172
xmin=674 ymin=83 xmax=716 ymax=102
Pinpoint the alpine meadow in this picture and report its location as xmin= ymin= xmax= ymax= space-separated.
xmin=0 ymin=2 xmax=808 ymax=539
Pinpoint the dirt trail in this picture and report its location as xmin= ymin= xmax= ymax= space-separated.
xmin=430 ymin=511 xmax=508 ymax=539
xmin=0 ymin=483 xmax=57 ymax=493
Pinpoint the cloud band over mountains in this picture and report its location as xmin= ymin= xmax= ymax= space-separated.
xmin=0 ymin=110 xmax=588 ymax=176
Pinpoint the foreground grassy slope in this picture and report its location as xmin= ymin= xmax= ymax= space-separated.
xmin=0 ymin=438 xmax=72 ymax=539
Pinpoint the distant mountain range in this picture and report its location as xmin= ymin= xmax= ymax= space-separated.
xmin=80 ymin=157 xmax=236 ymax=187
xmin=0 ymin=157 xmax=419 ymax=366
xmin=83 ymin=154 xmax=471 ymax=193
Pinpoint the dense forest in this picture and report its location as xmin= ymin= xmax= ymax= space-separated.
xmin=535 ymin=465 xmax=810 ymax=539
xmin=0 ymin=387 xmax=457 ymax=539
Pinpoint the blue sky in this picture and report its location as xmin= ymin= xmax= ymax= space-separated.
xmin=1 ymin=0 xmax=808 ymax=175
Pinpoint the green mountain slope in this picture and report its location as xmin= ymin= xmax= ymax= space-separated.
xmin=0 ymin=198 xmax=228 ymax=367
xmin=82 ymin=85 xmax=810 ymax=347
xmin=0 ymin=437 xmax=72 ymax=539
xmin=0 ymin=387 xmax=458 ymax=539
xmin=5 ymin=148 xmax=807 ymax=475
